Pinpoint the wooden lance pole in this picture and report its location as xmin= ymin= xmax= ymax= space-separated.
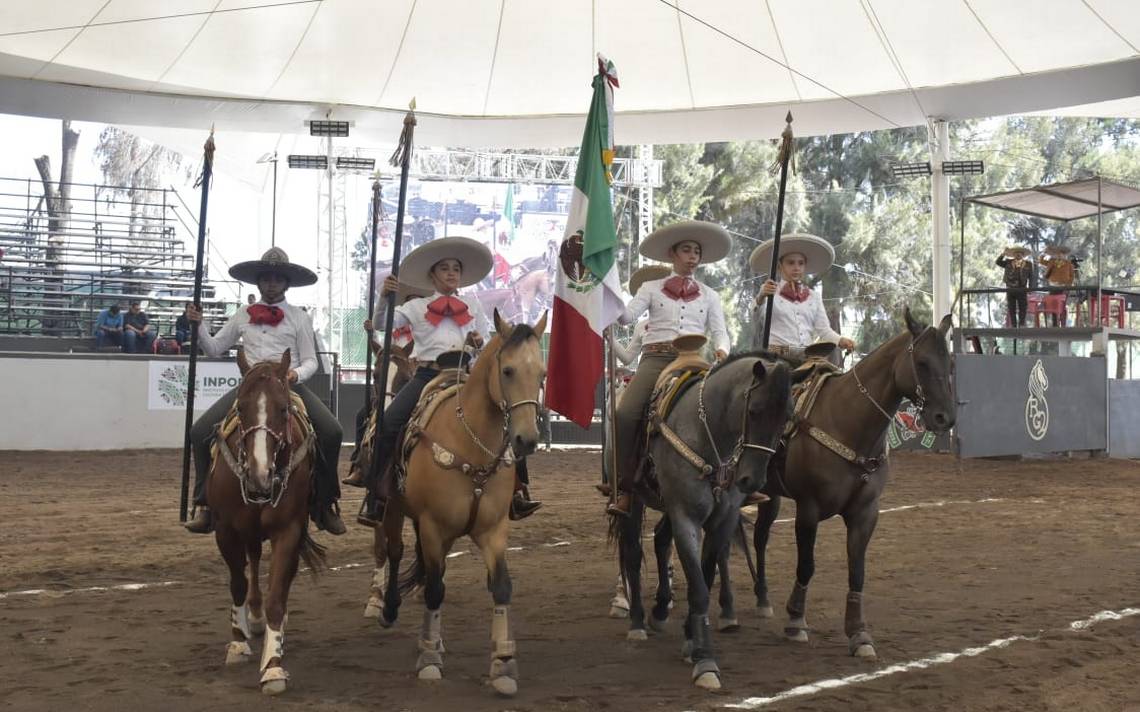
xmin=179 ymin=129 xmax=215 ymax=522
xmin=761 ymin=112 xmax=795 ymax=350
xmin=363 ymin=178 xmax=382 ymax=415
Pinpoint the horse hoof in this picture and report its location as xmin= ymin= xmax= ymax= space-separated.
xmin=785 ymin=628 xmax=809 ymax=643
xmin=224 ymin=640 xmax=251 ymax=665
xmin=609 ymin=605 xmax=630 ymax=619
xmin=364 ymin=603 xmax=380 ymax=619
xmin=491 ymin=676 xmax=518 ymax=697
xmin=418 ymin=665 xmax=442 ymax=681
xmin=718 ymin=618 xmax=740 ymax=632
xmin=756 ymin=605 xmax=774 ymax=619
xmin=648 ymin=615 xmax=669 ymax=633
xmin=693 ymin=671 xmax=722 ymax=691
xmin=627 ymin=628 xmax=648 ymax=642
xmin=259 ymin=667 xmax=288 ymax=696
xmin=853 ymin=643 xmax=877 ymax=659
xmin=378 ymin=611 xmax=396 ymax=629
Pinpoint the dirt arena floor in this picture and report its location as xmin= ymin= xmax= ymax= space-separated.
xmin=1 ymin=449 xmax=1138 ymax=712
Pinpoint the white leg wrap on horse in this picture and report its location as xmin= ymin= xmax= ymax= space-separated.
xmin=491 ymin=605 xmax=515 ymax=659
xmin=231 ymin=604 xmax=252 ymax=641
xmin=419 ymin=608 xmax=443 ymax=652
xmin=260 ymin=624 xmax=285 ymax=672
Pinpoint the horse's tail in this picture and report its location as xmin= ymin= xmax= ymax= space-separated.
xmin=298 ymin=527 xmax=328 ymax=577
xmin=397 ymin=527 xmax=426 ymax=596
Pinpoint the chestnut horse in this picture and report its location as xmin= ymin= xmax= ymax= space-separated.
xmin=376 ymin=309 xmax=547 ymax=697
xmin=207 ymin=349 xmax=326 ymax=695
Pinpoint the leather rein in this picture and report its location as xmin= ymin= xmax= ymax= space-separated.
xmin=214 ymin=368 xmax=314 ymax=508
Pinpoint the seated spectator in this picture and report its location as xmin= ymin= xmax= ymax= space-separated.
xmin=175 ymin=304 xmax=193 ymax=345
xmin=94 ymin=304 xmax=124 ymax=350
xmin=123 ymin=300 xmax=157 ymax=353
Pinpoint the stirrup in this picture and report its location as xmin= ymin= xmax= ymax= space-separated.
xmin=342 ymin=470 xmax=366 ymax=488
xmin=355 ymin=496 xmax=384 ymax=529
xmin=184 ymin=506 xmax=214 ymax=534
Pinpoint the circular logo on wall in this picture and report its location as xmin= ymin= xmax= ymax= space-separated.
xmin=158 ymin=364 xmax=189 ymax=407
xmin=1025 ymin=359 xmax=1050 ymax=441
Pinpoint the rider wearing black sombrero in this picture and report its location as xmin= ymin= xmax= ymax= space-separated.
xmin=183 ymin=247 xmax=346 ymax=535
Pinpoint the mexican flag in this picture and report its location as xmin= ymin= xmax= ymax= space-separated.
xmin=546 ymin=55 xmax=626 ymax=428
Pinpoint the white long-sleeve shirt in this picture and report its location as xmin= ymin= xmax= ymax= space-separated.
xmin=612 ymin=319 xmax=649 ymax=365
xmin=376 ymin=291 xmax=488 ymax=363
xmin=196 ymin=299 xmax=319 ymax=382
xmin=619 ymin=273 xmax=731 ymax=354
xmin=763 ymin=280 xmax=841 ymax=349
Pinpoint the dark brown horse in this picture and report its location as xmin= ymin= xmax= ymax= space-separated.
xmin=208 ymin=349 xmax=326 ymax=695
xmin=357 ymin=342 xmax=415 ymax=619
xmin=752 ymin=308 xmax=955 ymax=658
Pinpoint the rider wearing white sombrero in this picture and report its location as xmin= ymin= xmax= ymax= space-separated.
xmin=184 ymin=247 xmax=346 ymax=535
xmin=607 ymin=221 xmax=733 ymax=517
xmin=751 ymin=233 xmax=855 ymax=361
xmin=356 ymin=236 xmax=541 ymax=525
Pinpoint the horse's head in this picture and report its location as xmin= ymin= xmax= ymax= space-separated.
xmin=488 ymin=308 xmax=548 ymax=458
xmin=734 ymin=357 xmax=793 ymax=495
xmin=899 ymin=307 xmax=956 ymax=433
xmin=235 ymin=349 xmax=295 ymax=488
xmin=370 ymin=339 xmax=414 ymax=402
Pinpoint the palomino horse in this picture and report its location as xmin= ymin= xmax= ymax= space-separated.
xmin=208 ymin=349 xmax=327 ymax=695
xmin=376 ymin=309 xmax=547 ymax=697
xmin=349 ymin=343 xmax=415 ymax=619
xmin=615 ymin=351 xmax=793 ymax=690
xmin=753 ymin=308 xmax=955 ymax=658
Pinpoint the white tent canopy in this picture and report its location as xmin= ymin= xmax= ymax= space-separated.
xmin=1 ymin=0 xmax=1139 ymax=147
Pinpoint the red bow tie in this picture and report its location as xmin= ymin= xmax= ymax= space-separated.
xmin=779 ymin=282 xmax=811 ymax=303
xmin=247 ymin=304 xmax=285 ymax=326
xmin=662 ymin=276 xmax=700 ymax=302
xmin=425 ymin=296 xmax=473 ymax=326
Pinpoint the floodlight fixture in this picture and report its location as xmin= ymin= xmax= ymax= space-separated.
xmin=891 ymin=161 xmax=932 ymax=179
xmin=287 ymin=154 xmax=328 ymax=170
xmin=942 ymin=160 xmax=985 ymax=176
xmin=308 ymin=120 xmax=350 ymax=137
xmin=336 ymin=156 xmax=376 ymax=171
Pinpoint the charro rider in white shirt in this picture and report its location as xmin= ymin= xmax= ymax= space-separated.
xmin=608 ymin=221 xmax=733 ymax=517
xmin=752 ymin=233 xmax=855 ymax=361
xmin=184 ymin=247 xmax=346 ymax=535
xmin=352 ymin=236 xmax=541 ymax=526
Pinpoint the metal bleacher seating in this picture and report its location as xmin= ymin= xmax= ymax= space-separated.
xmin=0 ymin=176 xmax=238 ymax=350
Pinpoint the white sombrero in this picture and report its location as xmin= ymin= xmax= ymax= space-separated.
xmin=628 ymin=263 xmax=671 ymax=295
xmin=748 ymin=233 xmax=835 ymax=276
xmin=229 ymin=247 xmax=318 ymax=287
xmin=398 ymin=236 xmax=493 ymax=291
xmin=639 ymin=221 xmax=732 ymax=264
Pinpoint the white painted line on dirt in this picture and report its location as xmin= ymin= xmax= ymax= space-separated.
xmin=0 ymin=580 xmax=181 ymax=600
xmin=544 ymin=541 xmax=572 ymax=547
xmin=507 ymin=546 xmax=524 ymax=552
xmin=328 ymin=563 xmax=365 ymax=572
xmin=764 ymin=497 xmax=1016 ymax=525
xmin=446 ymin=551 xmax=467 ymax=559
xmin=718 ymin=606 xmax=1140 ymax=710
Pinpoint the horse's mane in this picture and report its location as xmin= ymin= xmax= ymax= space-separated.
xmin=708 ymin=349 xmax=786 ymax=376
xmin=501 ymin=322 xmax=538 ymax=350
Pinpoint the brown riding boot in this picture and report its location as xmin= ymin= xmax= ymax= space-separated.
xmin=316 ymin=504 xmax=347 ymax=536
xmin=742 ymin=492 xmax=770 ymax=506
xmin=594 ymin=483 xmax=612 ymax=497
xmin=341 ymin=468 xmax=365 ymax=488
xmin=606 ymin=492 xmax=632 ymax=518
xmin=184 ymin=506 xmax=214 ymax=534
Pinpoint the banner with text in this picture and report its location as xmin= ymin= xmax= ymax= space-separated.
xmin=148 ymin=360 xmax=242 ymax=410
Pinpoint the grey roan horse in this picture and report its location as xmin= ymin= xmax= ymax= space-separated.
xmin=614 ymin=354 xmax=793 ymax=690
xmin=753 ymin=308 xmax=956 ymax=658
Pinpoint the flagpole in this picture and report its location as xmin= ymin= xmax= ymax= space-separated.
xmin=604 ymin=328 xmax=619 ymax=509
xmin=363 ymin=178 xmax=381 ymax=415
xmin=179 ymin=128 xmax=215 ymax=522
xmin=761 ymin=112 xmax=794 ymax=351
xmin=367 ymin=100 xmax=416 ymax=492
